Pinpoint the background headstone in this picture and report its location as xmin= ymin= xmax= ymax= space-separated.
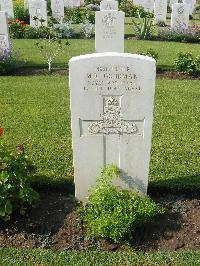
xmin=169 ymin=0 xmax=178 ymax=8
xmin=64 ymin=0 xmax=74 ymax=8
xmin=171 ymin=3 xmax=189 ymax=29
xmin=154 ymin=0 xmax=168 ymax=25
xmin=183 ymin=0 xmax=196 ymax=15
xmin=0 ymin=0 xmax=14 ymax=18
xmin=95 ymin=10 xmax=124 ymax=53
xmin=143 ymin=0 xmax=154 ymax=13
xmin=29 ymin=0 xmax=48 ymax=27
xmin=100 ymin=0 xmax=118 ymax=11
xmin=69 ymin=53 xmax=156 ymax=201
xmin=0 ymin=11 xmax=11 ymax=50
xmin=51 ymin=0 xmax=64 ymax=21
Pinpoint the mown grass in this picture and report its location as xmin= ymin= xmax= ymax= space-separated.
xmin=13 ymin=39 xmax=200 ymax=71
xmin=0 ymin=249 xmax=200 ymax=266
xmin=0 ymin=76 xmax=199 ymax=191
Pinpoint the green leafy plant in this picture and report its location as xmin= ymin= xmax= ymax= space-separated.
xmin=174 ymin=52 xmax=200 ymax=75
xmin=78 ymin=164 xmax=165 ymax=243
xmin=132 ymin=12 xmax=153 ymax=40
xmin=119 ymin=1 xmax=152 ymax=18
xmin=0 ymin=128 xmax=39 ymax=221
xmin=139 ymin=48 xmax=159 ymax=62
xmin=14 ymin=4 xmax=30 ymax=23
xmin=9 ymin=19 xmax=27 ymax=38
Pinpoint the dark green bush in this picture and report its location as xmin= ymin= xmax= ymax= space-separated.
xmin=9 ymin=19 xmax=27 ymax=38
xmin=174 ymin=52 xmax=200 ymax=75
xmin=119 ymin=1 xmax=153 ymax=18
xmin=0 ymin=129 xmax=39 ymax=221
xmin=14 ymin=5 xmax=30 ymax=23
xmin=78 ymin=164 xmax=164 ymax=243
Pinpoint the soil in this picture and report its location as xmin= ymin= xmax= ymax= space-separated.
xmin=0 ymin=191 xmax=199 ymax=252
xmin=8 ymin=67 xmax=200 ymax=80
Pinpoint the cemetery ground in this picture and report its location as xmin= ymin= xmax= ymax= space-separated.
xmin=0 ymin=36 xmax=200 ymax=264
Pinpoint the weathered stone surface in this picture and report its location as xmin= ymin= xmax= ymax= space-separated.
xmin=51 ymin=0 xmax=64 ymax=21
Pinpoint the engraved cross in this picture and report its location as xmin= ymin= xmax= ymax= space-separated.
xmin=80 ymin=96 xmax=144 ymax=166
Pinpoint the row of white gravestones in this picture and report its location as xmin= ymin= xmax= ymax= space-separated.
xmin=154 ymin=0 xmax=168 ymax=25
xmin=171 ymin=3 xmax=189 ymax=29
xmin=0 ymin=0 xmax=14 ymax=18
xmin=0 ymin=11 xmax=11 ymax=50
xmin=95 ymin=0 xmax=124 ymax=53
xmin=70 ymin=0 xmax=156 ymax=201
xmin=29 ymin=0 xmax=47 ymax=28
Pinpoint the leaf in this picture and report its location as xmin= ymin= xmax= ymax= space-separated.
xmin=5 ymin=200 xmax=12 ymax=215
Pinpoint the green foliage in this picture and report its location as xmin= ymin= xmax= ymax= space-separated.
xmin=9 ymin=19 xmax=27 ymax=38
xmin=64 ymin=8 xmax=95 ymax=24
xmin=78 ymin=164 xmax=164 ymax=243
xmin=119 ymin=1 xmax=153 ymax=18
xmin=139 ymin=48 xmax=159 ymax=61
xmin=132 ymin=13 xmax=153 ymax=40
xmin=0 ymin=48 xmax=23 ymax=75
xmin=174 ymin=52 xmax=200 ymax=75
xmin=14 ymin=5 xmax=30 ymax=23
xmin=0 ymin=133 xmax=39 ymax=221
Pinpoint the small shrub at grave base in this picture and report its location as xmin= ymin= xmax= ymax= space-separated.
xmin=0 ymin=47 xmax=23 ymax=75
xmin=138 ymin=48 xmax=159 ymax=62
xmin=157 ymin=25 xmax=200 ymax=43
xmin=0 ymin=128 xmax=39 ymax=221
xmin=174 ymin=52 xmax=200 ymax=75
xmin=77 ymin=164 xmax=165 ymax=243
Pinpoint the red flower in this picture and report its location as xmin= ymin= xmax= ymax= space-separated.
xmin=16 ymin=19 xmax=21 ymax=23
xmin=0 ymin=128 xmax=3 ymax=137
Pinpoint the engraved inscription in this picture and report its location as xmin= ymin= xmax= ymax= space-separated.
xmin=88 ymin=97 xmax=138 ymax=134
xmin=102 ymin=13 xmax=117 ymax=39
xmin=84 ymin=64 xmax=141 ymax=94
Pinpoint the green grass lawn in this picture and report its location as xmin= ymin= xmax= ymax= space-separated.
xmin=13 ymin=39 xmax=200 ymax=71
xmin=1 ymin=249 xmax=200 ymax=266
xmin=0 ymin=75 xmax=199 ymax=191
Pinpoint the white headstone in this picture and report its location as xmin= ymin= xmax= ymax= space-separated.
xmin=64 ymin=0 xmax=73 ymax=7
xmin=0 ymin=0 xmax=14 ymax=18
xmin=73 ymin=0 xmax=81 ymax=7
xmin=95 ymin=11 xmax=124 ymax=53
xmin=171 ymin=3 xmax=189 ymax=29
xmin=100 ymin=0 xmax=118 ymax=11
xmin=169 ymin=0 xmax=178 ymax=8
xmin=183 ymin=0 xmax=196 ymax=15
xmin=69 ymin=53 xmax=156 ymax=201
xmin=143 ymin=0 xmax=154 ymax=13
xmin=0 ymin=11 xmax=11 ymax=50
xmin=51 ymin=0 xmax=64 ymax=21
xmin=154 ymin=0 xmax=168 ymax=25
xmin=133 ymin=0 xmax=144 ymax=7
xmin=29 ymin=0 xmax=48 ymax=27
